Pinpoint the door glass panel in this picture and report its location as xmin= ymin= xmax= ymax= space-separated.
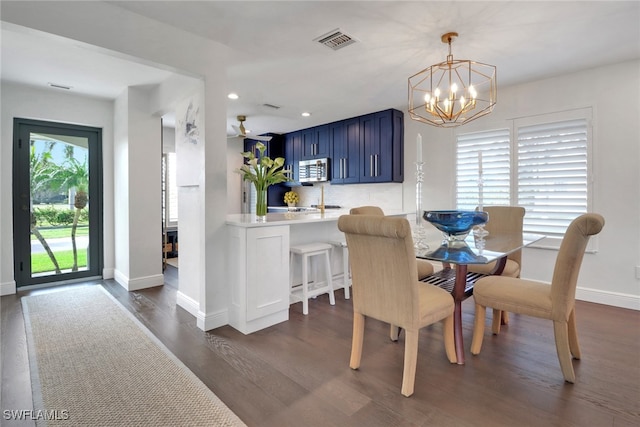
xmin=14 ymin=118 xmax=102 ymax=288
xmin=29 ymin=133 xmax=90 ymax=278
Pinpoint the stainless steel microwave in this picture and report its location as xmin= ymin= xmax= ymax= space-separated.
xmin=298 ymin=158 xmax=330 ymax=183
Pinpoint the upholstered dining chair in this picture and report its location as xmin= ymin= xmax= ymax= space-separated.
xmin=349 ymin=206 xmax=435 ymax=280
xmin=338 ymin=214 xmax=456 ymax=397
xmin=470 ymin=213 xmax=605 ymax=383
xmin=468 ymin=206 xmax=526 ymax=327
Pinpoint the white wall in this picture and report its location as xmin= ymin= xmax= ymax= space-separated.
xmin=403 ymin=60 xmax=640 ymax=309
xmin=112 ymin=87 xmax=164 ymax=290
xmin=227 ymin=136 xmax=245 ymax=214
xmin=0 ymin=82 xmax=115 ymax=295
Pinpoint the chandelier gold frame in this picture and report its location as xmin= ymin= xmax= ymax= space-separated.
xmin=408 ymin=32 xmax=497 ymax=128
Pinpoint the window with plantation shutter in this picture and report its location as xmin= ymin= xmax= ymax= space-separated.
xmin=456 ymin=128 xmax=511 ymax=210
xmin=454 ymin=108 xmax=593 ymax=247
xmin=162 ymin=153 xmax=178 ymax=226
xmin=516 ymin=118 xmax=589 ymax=238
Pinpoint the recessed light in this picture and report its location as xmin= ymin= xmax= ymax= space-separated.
xmin=301 ymin=112 xmax=311 ymax=117
xmin=228 ymin=93 xmax=239 ymax=100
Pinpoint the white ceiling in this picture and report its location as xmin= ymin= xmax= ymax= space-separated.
xmin=2 ymin=1 xmax=639 ymax=136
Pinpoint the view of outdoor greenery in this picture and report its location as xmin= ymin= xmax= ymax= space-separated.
xmin=30 ymin=138 xmax=89 ymax=275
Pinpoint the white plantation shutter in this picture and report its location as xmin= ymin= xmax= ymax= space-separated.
xmin=456 ymin=129 xmax=511 ymax=210
xmin=163 ymin=153 xmax=179 ymax=226
xmin=517 ymin=119 xmax=589 ymax=237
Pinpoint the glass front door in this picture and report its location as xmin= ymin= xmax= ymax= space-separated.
xmin=13 ymin=118 xmax=103 ymax=287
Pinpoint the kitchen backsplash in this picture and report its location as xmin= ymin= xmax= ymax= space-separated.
xmin=294 ymin=182 xmax=403 ymax=212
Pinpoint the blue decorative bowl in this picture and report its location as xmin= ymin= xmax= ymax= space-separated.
xmin=423 ymin=210 xmax=489 ymax=241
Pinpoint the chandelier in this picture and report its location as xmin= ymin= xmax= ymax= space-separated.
xmin=408 ymin=32 xmax=497 ymax=128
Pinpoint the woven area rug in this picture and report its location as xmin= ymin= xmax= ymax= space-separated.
xmin=21 ymin=285 xmax=246 ymax=426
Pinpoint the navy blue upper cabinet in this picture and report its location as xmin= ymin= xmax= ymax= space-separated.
xmin=330 ymin=118 xmax=360 ymax=184
xmin=360 ymin=110 xmax=402 ymax=183
xmin=283 ymin=108 xmax=403 ymax=185
xmin=284 ymin=131 xmax=301 ymax=182
xmin=243 ymin=135 xmax=283 ymax=159
xmin=301 ymin=125 xmax=330 ymax=160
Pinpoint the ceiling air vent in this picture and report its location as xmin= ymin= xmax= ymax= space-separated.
xmin=315 ymin=29 xmax=357 ymax=51
xmin=263 ymin=103 xmax=281 ymax=110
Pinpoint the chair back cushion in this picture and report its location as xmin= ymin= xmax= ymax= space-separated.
xmin=349 ymin=206 xmax=384 ymax=216
xmin=482 ymin=206 xmax=525 ymax=265
xmin=551 ymin=213 xmax=605 ymax=320
xmin=338 ymin=215 xmax=420 ymax=328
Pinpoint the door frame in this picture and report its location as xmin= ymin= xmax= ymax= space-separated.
xmin=12 ymin=118 xmax=104 ymax=287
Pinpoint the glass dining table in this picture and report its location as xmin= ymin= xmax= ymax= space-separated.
xmin=416 ymin=231 xmax=544 ymax=364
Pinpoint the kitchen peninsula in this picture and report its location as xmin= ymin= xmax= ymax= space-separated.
xmin=226 ymin=209 xmax=409 ymax=334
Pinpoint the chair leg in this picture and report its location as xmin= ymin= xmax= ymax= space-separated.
xmin=401 ymin=329 xmax=419 ymax=397
xmin=443 ymin=315 xmax=457 ymax=363
xmin=491 ymin=308 xmax=502 ymax=334
xmin=568 ymin=308 xmax=581 ymax=359
xmin=501 ymin=310 xmax=510 ymax=325
xmin=471 ymin=304 xmax=486 ymax=355
xmin=350 ymin=312 xmax=365 ymax=370
xmin=390 ymin=325 xmax=400 ymax=341
xmin=553 ymin=320 xmax=576 ymax=383
xmin=301 ymin=254 xmax=309 ymax=315
xmin=343 ymin=247 xmax=351 ymax=299
xmin=324 ymin=251 xmax=335 ymax=306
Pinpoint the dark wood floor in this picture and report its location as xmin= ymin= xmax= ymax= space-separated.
xmin=2 ymin=267 xmax=639 ymax=426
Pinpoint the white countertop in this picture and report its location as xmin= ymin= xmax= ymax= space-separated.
xmin=226 ymin=209 xmax=411 ymax=228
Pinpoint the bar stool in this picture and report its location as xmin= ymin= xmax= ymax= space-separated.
xmin=290 ymin=242 xmax=335 ymax=315
xmin=329 ymin=240 xmax=351 ymax=299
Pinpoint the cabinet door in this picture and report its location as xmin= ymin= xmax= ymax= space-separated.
xmin=284 ymin=131 xmax=301 ymax=182
xmin=360 ymin=111 xmax=393 ymax=183
xmin=246 ymin=226 xmax=290 ymax=322
xmin=330 ymin=119 xmax=360 ymax=184
xmin=315 ymin=125 xmax=330 ymax=158
xmin=301 ymin=125 xmax=330 ymax=160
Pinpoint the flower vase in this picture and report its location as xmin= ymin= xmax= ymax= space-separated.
xmin=287 ymin=202 xmax=296 ymax=211
xmin=255 ymin=188 xmax=268 ymax=221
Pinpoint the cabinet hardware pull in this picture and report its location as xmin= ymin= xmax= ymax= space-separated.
xmin=375 ymin=154 xmax=379 ymax=177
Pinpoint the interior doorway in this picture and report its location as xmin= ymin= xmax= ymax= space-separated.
xmin=12 ymin=118 xmax=104 ymax=287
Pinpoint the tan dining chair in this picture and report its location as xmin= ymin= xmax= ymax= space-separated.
xmin=338 ymin=214 xmax=456 ymax=397
xmin=470 ymin=213 xmax=605 ymax=383
xmin=468 ymin=206 xmax=526 ymax=327
xmin=349 ymin=206 xmax=436 ymax=280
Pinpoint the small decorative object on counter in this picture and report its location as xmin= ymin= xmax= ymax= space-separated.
xmin=237 ymin=142 xmax=291 ymax=220
xmin=284 ymin=191 xmax=299 ymax=210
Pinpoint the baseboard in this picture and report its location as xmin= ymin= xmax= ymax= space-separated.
xmin=576 ymin=286 xmax=640 ymax=311
xmin=0 ymin=280 xmax=17 ymax=296
xmin=102 ymin=267 xmax=115 ymax=279
xmin=113 ymin=270 xmax=164 ymax=291
xmin=176 ymin=291 xmax=199 ymax=317
xmin=176 ymin=290 xmax=229 ymax=331
xmin=197 ymin=308 xmax=228 ymax=332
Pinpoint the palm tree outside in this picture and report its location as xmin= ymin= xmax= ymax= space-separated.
xmin=29 ymin=142 xmax=62 ymax=273
xmin=54 ymin=155 xmax=89 ymax=272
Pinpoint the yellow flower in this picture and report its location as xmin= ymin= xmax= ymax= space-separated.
xmin=284 ymin=191 xmax=299 ymax=204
